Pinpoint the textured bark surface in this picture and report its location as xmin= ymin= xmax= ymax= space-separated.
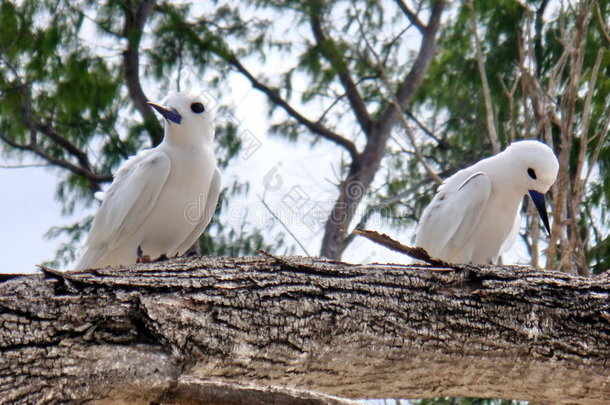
xmin=0 ymin=255 xmax=609 ymax=404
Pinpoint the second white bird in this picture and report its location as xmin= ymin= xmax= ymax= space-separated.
xmin=415 ymin=140 xmax=558 ymax=264
xmin=74 ymin=90 xmax=220 ymax=270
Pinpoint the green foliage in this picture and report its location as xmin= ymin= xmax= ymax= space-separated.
xmin=386 ymin=0 xmax=610 ymax=273
xmin=0 ymin=0 xmax=281 ymax=263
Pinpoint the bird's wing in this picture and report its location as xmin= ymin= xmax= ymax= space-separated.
xmin=173 ymin=167 xmax=221 ymax=255
xmin=416 ymin=172 xmax=491 ymax=260
xmin=75 ymin=151 xmax=171 ymax=269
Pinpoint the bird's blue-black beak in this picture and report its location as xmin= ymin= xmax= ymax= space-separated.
xmin=528 ymin=190 xmax=551 ymax=235
xmin=147 ymin=102 xmax=182 ymax=124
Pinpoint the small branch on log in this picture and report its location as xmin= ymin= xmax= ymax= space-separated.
xmin=352 ymin=228 xmax=452 ymax=268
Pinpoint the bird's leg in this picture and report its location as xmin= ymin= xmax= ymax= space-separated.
xmin=136 ymin=256 xmax=151 ymax=263
xmin=136 ymin=246 xmax=151 ymax=263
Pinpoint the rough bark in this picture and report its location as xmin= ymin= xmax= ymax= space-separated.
xmin=0 ymin=255 xmax=609 ymax=404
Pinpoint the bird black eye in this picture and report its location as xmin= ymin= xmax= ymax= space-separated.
xmin=527 ymin=168 xmax=537 ymax=180
xmin=190 ymin=102 xmax=205 ymax=113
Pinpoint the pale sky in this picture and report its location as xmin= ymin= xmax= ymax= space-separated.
xmin=0 ymin=163 xmax=78 ymax=273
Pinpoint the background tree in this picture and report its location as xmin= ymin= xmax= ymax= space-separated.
xmin=3 ymin=1 xmax=607 ymax=272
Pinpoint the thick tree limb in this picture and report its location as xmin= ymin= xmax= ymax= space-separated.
xmin=1 ymin=256 xmax=609 ymax=404
xmin=320 ymin=1 xmax=445 ymax=259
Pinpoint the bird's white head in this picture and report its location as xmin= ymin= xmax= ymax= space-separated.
xmin=503 ymin=140 xmax=559 ymax=194
xmin=501 ymin=140 xmax=559 ymax=234
xmin=148 ymin=90 xmax=215 ymax=145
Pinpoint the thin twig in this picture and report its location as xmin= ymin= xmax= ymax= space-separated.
xmin=573 ymin=49 xmax=603 ymax=198
xmin=585 ymin=112 xmax=610 ymax=184
xmin=404 ymin=109 xmax=447 ymax=146
xmin=0 ymin=162 xmax=51 ymax=169
xmin=497 ymin=71 xmax=520 ymax=143
xmin=595 ymin=2 xmax=610 ymax=44
xmin=465 ymin=0 xmax=500 ymax=154
xmin=258 ymin=194 xmax=311 ymax=256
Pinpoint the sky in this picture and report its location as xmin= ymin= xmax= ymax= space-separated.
xmin=0 ymin=163 xmax=76 ymax=273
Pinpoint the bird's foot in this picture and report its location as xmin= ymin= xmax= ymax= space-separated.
xmin=136 ymin=255 xmax=152 ymax=264
xmin=154 ymin=254 xmax=168 ymax=262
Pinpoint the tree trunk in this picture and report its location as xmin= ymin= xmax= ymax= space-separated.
xmin=0 ymin=255 xmax=608 ymax=404
xmin=319 ymin=1 xmax=445 ymax=260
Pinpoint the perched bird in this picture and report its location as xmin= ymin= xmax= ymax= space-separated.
xmin=415 ymin=140 xmax=558 ymax=264
xmin=74 ymin=90 xmax=221 ymax=270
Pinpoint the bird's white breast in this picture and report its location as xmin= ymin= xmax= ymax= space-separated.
xmin=137 ymin=144 xmax=216 ymax=257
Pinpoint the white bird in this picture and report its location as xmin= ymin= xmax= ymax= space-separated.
xmin=415 ymin=140 xmax=559 ymax=264
xmin=74 ymin=90 xmax=221 ymax=270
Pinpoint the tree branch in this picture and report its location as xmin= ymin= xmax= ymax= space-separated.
xmin=320 ymin=1 xmax=445 ymax=260
xmin=310 ymin=14 xmax=373 ymax=135
xmin=595 ymin=1 xmax=610 ymax=43
xmin=356 ymin=8 xmax=442 ymax=184
xmin=0 ymin=128 xmax=112 ymax=185
xmin=0 ymin=59 xmax=110 ymax=190
xmin=404 ymin=108 xmax=448 ymax=146
xmin=225 ymin=54 xmax=359 ymax=160
xmin=35 ymin=122 xmax=96 ymax=175
xmin=122 ymin=0 xmax=163 ymax=146
xmin=1 ymin=256 xmax=608 ymax=404
xmin=394 ymin=0 xmax=426 ymax=34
